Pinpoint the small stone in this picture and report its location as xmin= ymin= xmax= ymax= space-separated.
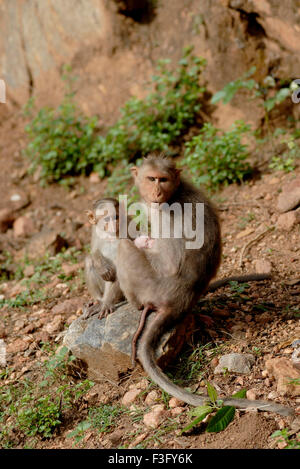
xmin=143 ymin=404 xmax=165 ymax=429
xmin=277 ymin=177 xmax=300 ymax=213
xmin=277 ymin=441 xmax=287 ymax=449
xmin=254 ymin=259 xmax=272 ymax=275
xmin=121 ymin=388 xmax=141 ymax=406
xmin=276 ymin=209 xmax=300 ymax=231
xmin=265 ymin=357 xmax=300 ymax=396
xmin=51 ymin=298 xmax=84 ymax=315
xmin=7 ymin=338 xmax=29 ymax=353
xmin=170 ymin=407 xmax=185 ymax=417
xmin=129 ymin=433 xmax=148 ymax=449
xmin=246 ymin=389 xmax=258 ymax=401
xmin=262 ymin=369 xmax=268 ymax=378
xmin=144 ymin=390 xmax=159 ymax=406
xmin=44 ymin=315 xmax=64 ymax=334
xmin=169 ymin=397 xmax=184 ymax=408
xmin=13 ymin=216 xmax=35 ymax=238
xmin=89 ymin=172 xmax=101 ymax=183
xmin=61 ymin=262 xmax=84 ymax=276
xmin=214 ymin=353 xmax=255 ymax=374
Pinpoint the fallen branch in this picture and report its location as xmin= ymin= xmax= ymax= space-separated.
xmin=239 ymin=226 xmax=274 ymax=267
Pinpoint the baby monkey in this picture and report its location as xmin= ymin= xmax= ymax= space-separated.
xmin=84 ymin=198 xmax=125 ymax=319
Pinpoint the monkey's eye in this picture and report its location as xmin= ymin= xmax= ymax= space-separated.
xmin=147 ymin=176 xmax=155 ymax=182
xmin=159 ymin=177 xmax=168 ymax=183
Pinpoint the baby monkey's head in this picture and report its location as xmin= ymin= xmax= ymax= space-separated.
xmin=86 ymin=198 xmax=120 ymax=238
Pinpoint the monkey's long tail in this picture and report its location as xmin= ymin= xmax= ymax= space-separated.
xmin=138 ymin=310 xmax=293 ymax=417
xmin=208 ymin=273 xmax=271 ymax=292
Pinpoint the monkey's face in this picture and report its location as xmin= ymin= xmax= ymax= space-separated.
xmin=137 ymin=168 xmax=178 ymax=204
xmin=95 ymin=205 xmax=119 ymax=238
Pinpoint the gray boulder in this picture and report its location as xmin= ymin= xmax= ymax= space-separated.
xmin=63 ymin=302 xmax=194 ymax=381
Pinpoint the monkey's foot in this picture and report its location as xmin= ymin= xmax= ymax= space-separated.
xmin=82 ymin=301 xmax=102 ymax=319
xmin=98 ymin=304 xmax=115 ymax=320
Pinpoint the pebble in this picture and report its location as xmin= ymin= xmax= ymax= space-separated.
xmin=246 ymin=389 xmax=258 ymax=401
xmin=169 ymin=397 xmax=184 ymax=408
xmin=121 ymin=389 xmax=141 ymax=406
xmin=143 ymin=404 xmax=166 ymax=429
xmin=144 ymin=390 xmax=159 ymax=406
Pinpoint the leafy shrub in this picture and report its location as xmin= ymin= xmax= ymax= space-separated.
xmin=24 ymin=48 xmax=206 ymax=183
xmin=24 ymin=95 xmax=103 ymax=182
xmin=102 ymin=47 xmax=206 ymax=163
xmin=181 ymin=121 xmax=253 ymax=190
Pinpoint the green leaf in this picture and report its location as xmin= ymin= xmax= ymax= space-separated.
xmin=231 ymin=389 xmax=247 ymax=399
xmin=206 ymin=406 xmax=235 ymax=433
xmin=182 ymin=407 xmax=213 ymax=433
xmin=206 ymin=382 xmax=218 ymax=403
xmin=189 ymin=405 xmax=213 ymax=418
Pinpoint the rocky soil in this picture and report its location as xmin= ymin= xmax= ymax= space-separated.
xmin=0 ymin=111 xmax=299 ymax=449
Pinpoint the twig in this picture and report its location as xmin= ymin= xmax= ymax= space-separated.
xmin=239 ymin=226 xmax=274 ymax=267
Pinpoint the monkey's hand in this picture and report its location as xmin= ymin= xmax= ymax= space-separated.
xmin=98 ymin=303 xmax=115 ymax=319
xmin=100 ymin=264 xmax=116 ymax=282
xmin=93 ymin=253 xmax=116 ymax=282
xmin=134 ymin=235 xmax=154 ymax=249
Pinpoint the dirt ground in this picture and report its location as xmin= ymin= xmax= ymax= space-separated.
xmin=0 ymin=107 xmax=299 ymax=449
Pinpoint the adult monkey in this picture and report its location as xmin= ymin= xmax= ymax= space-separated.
xmin=116 ymin=154 xmax=292 ymax=416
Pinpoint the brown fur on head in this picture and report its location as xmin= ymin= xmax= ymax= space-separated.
xmin=86 ymin=198 xmax=120 ymax=234
xmin=131 ymin=153 xmax=182 ymax=204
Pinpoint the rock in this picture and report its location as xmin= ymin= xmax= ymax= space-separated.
xmin=121 ymin=388 xmax=141 ymax=406
xmin=7 ymin=338 xmax=29 ymax=354
xmin=61 ymin=262 xmax=84 ymax=276
xmin=169 ymin=397 xmax=184 ymax=408
xmin=277 ymin=177 xmax=300 ymax=213
xmin=13 ymin=215 xmax=35 ymax=237
xmin=63 ymin=303 xmax=194 ymax=381
xmin=246 ymin=389 xmax=258 ymax=401
xmin=128 ymin=432 xmax=148 ymax=449
xmin=292 ymin=340 xmax=300 ymax=370
xmin=0 ymin=208 xmax=15 ymax=233
xmin=8 ymin=189 xmax=30 ymax=211
xmin=43 ymin=315 xmax=64 ymax=334
xmin=25 ymin=229 xmax=68 ymax=259
xmin=144 ymin=390 xmax=159 ymax=406
xmin=143 ymin=404 xmax=166 ymax=429
xmin=254 ymin=259 xmax=272 ymax=275
xmin=276 ymin=209 xmax=300 ymax=231
xmin=170 ymin=407 xmax=185 ymax=417
xmin=214 ymin=353 xmax=255 ymax=375
xmin=89 ymin=172 xmax=101 ymax=183
xmin=51 ymin=298 xmax=84 ymax=315
xmin=0 ymin=339 xmax=6 ymax=367
xmin=265 ymin=357 xmax=300 ymax=397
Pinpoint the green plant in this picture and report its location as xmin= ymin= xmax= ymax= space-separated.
xmin=269 ymin=135 xmax=299 ymax=172
xmin=101 ymin=47 xmax=206 ymax=164
xmin=24 ymin=84 xmax=102 ymax=183
xmin=181 ymin=383 xmax=247 ymax=433
xmin=211 ymin=66 xmax=257 ymax=105
xmin=24 ymin=49 xmax=206 ymax=184
xmin=271 ymin=429 xmax=300 ymax=449
xmin=181 ymin=121 xmax=253 ymax=190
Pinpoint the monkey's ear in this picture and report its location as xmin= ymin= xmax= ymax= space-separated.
xmin=130 ymin=166 xmax=138 ymax=179
xmin=85 ymin=210 xmax=96 ymax=225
